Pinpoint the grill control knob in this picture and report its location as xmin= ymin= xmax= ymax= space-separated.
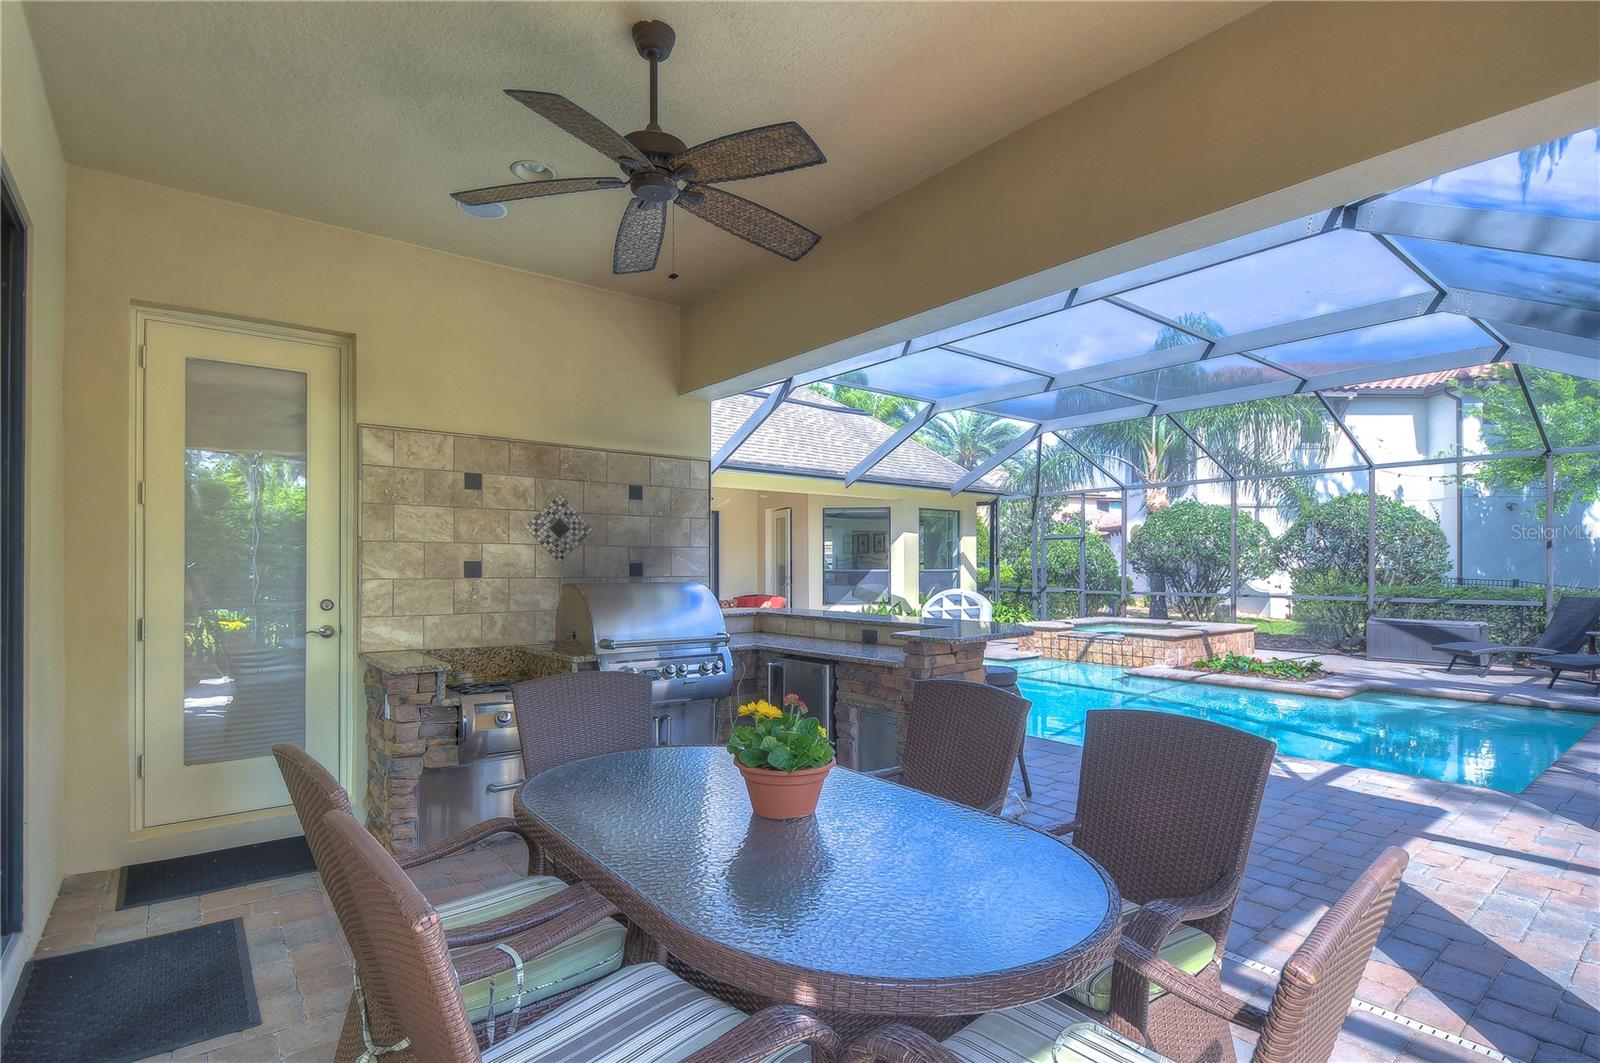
xmin=713 ymin=659 xmax=724 ymax=673
xmin=698 ymin=661 xmax=711 ymax=675
xmin=675 ymin=663 xmax=688 ymax=677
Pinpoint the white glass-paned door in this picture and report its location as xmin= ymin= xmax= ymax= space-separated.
xmin=142 ymin=319 xmax=342 ymax=826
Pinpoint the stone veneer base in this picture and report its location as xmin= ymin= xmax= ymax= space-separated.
xmin=1018 ymin=619 xmax=1256 ymax=668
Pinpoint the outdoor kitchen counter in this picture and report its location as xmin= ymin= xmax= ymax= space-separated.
xmin=728 ymin=631 xmax=906 ymax=666
xmin=721 ymin=608 xmax=1028 ymax=646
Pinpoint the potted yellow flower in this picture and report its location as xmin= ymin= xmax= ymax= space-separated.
xmin=727 ymin=693 xmax=835 ymax=819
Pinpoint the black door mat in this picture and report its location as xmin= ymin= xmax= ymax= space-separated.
xmin=117 ymin=835 xmax=316 ymax=909
xmin=1 ymin=918 xmax=259 ymax=1063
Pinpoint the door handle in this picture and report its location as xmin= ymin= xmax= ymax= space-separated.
xmin=305 ymin=625 xmax=337 ymax=639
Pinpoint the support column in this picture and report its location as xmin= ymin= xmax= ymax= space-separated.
xmin=1545 ymin=454 xmax=1557 ymax=616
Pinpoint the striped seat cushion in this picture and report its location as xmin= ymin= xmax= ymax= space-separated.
xmin=437 ymin=876 xmax=627 ymax=1024
xmin=1066 ymin=901 xmax=1216 ymax=1013
xmin=481 ymin=962 xmax=809 ymax=1063
xmin=944 ymin=997 xmax=1166 ymax=1063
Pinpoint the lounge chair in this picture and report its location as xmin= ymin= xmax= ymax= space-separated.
xmin=1531 ymin=652 xmax=1600 ymax=691
xmin=1437 ymin=594 xmax=1600 ymax=673
xmin=841 ymin=847 xmax=1410 ymax=1063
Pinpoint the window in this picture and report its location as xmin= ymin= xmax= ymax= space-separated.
xmin=822 ymin=507 xmax=889 ymax=605
xmin=919 ymin=509 xmax=960 ymax=597
xmin=1 ymin=178 xmax=27 ymax=940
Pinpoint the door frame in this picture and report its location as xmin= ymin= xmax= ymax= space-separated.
xmin=129 ymin=306 xmax=356 ymax=835
xmin=764 ymin=506 xmax=793 ymax=602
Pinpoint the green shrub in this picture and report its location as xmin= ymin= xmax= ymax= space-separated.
xmin=1192 ymin=652 xmax=1325 ymax=681
xmin=1278 ymin=494 xmax=1451 ymax=586
xmin=1289 ymin=577 xmax=1548 ymax=647
xmin=1127 ymin=501 xmax=1273 ymax=621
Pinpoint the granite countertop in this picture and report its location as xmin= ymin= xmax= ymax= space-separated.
xmin=359 ymin=650 xmax=451 ymax=675
xmin=721 ymin=607 xmax=915 ymax=627
xmin=728 ymin=631 xmax=906 ymax=666
xmin=362 ymin=642 xmax=596 ymax=682
xmin=890 ymin=619 xmax=1031 ymax=645
xmin=724 ymin=608 xmax=1028 ymax=646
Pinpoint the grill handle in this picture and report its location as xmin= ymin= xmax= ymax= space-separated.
xmin=486 ymin=779 xmax=525 ymax=793
xmin=596 ymin=633 xmax=730 ymax=650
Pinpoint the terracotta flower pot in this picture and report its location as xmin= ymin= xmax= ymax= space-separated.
xmin=735 ymin=759 xmax=835 ymax=820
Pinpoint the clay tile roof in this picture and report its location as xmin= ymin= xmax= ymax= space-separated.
xmin=711 ymin=392 xmax=1009 ymax=493
xmin=1340 ymin=364 xmax=1500 ymax=392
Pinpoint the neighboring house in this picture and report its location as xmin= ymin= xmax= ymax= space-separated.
xmin=711 ymin=392 xmax=1006 ymax=611
xmin=1161 ymin=366 xmax=1598 ymax=615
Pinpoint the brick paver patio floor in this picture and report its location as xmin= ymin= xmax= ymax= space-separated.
xmin=1009 ymin=726 xmax=1600 ymax=1063
xmin=31 ymin=722 xmax=1600 ymax=1062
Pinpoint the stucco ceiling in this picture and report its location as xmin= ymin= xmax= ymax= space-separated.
xmin=25 ymin=1 xmax=1258 ymax=305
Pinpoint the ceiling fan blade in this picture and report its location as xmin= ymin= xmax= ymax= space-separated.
xmin=504 ymin=90 xmax=650 ymax=169
xmin=613 ymin=199 xmax=667 ymax=274
xmin=451 ymin=176 xmax=625 ymax=207
xmin=671 ymin=121 xmax=825 ymax=184
xmin=679 ymin=185 xmax=820 ymax=262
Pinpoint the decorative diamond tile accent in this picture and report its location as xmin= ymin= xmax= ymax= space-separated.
xmin=527 ymin=494 xmax=590 ymax=561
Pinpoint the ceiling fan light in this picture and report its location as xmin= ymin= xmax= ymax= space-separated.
xmin=510 ymin=160 xmax=555 ymax=182
xmin=456 ymin=200 xmax=509 ymax=220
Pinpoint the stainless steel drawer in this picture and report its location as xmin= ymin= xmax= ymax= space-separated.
xmin=416 ymin=753 xmax=525 ymax=849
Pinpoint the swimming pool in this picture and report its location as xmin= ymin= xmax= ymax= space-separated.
xmin=999 ymin=658 xmax=1596 ymax=793
xmin=1068 ymin=622 xmax=1202 ymax=637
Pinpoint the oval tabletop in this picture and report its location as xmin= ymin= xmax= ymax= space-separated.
xmin=515 ymin=746 xmax=1119 ymax=1015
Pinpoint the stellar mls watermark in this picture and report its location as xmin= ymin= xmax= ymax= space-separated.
xmin=1509 ymin=523 xmax=1583 ymax=540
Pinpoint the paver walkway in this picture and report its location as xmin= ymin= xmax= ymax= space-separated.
xmin=1009 ymin=726 xmax=1600 ymax=1063
xmin=29 ymin=724 xmax=1600 ymax=1062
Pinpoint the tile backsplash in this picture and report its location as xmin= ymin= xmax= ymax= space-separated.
xmin=358 ymin=425 xmax=710 ymax=651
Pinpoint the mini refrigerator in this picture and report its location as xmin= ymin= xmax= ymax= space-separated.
xmin=764 ymin=656 xmax=833 ymax=735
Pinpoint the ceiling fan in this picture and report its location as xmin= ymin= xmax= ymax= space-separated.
xmin=451 ymin=20 xmax=826 ymax=275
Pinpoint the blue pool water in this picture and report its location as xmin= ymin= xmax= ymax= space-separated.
xmin=999 ymin=658 xmax=1596 ymax=793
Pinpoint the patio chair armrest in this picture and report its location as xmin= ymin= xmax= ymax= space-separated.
xmin=442 ymin=880 xmax=610 ymax=949
xmin=1044 ymin=818 xmax=1080 ymax=838
xmin=1125 ymin=869 xmax=1243 ymax=950
xmin=395 ymin=816 xmax=531 ymax=869
xmin=1113 ymin=938 xmax=1267 ymax=1033
xmin=864 ymin=766 xmax=903 ymax=782
xmin=687 ymin=1006 xmax=843 ymax=1063
xmin=450 ymin=884 xmax=621 ymax=982
xmin=841 ymin=1024 xmax=961 ymax=1063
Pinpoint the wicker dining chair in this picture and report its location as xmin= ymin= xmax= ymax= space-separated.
xmin=868 ymin=679 xmax=1030 ymax=815
xmin=1046 ymin=710 xmax=1276 ymax=1061
xmin=272 ymin=745 xmax=626 ymax=1061
xmin=510 ymin=670 xmax=657 ymax=778
xmin=315 ymin=807 xmax=841 ymax=1063
xmin=840 ymin=847 xmax=1409 ymax=1063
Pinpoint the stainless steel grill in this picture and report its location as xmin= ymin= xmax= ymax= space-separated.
xmin=556 ymin=581 xmax=732 ymax=745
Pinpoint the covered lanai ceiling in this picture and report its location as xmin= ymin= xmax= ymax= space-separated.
xmin=714 ymin=130 xmax=1600 ymax=493
xmin=22 ymin=0 xmax=1258 ymax=305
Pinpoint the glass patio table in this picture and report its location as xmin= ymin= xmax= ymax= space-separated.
xmin=514 ymin=746 xmax=1120 ymax=1017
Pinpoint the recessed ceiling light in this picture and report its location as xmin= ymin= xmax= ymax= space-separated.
xmin=456 ymin=200 xmax=508 ymax=220
xmin=511 ymin=160 xmax=555 ymax=182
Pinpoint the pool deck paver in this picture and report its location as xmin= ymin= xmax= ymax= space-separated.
xmin=1010 ymin=721 xmax=1600 ymax=1063
xmin=27 ymin=715 xmax=1599 ymax=1062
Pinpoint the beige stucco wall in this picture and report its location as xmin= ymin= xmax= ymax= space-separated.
xmin=0 ymin=1 xmax=70 ymax=1009
xmin=680 ymin=2 xmax=1600 ymax=396
xmin=61 ymin=168 xmax=703 ymax=874
xmin=713 ymin=472 xmax=980 ymax=612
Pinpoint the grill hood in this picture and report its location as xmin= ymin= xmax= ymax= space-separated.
xmin=555 ymin=581 xmax=728 ymax=655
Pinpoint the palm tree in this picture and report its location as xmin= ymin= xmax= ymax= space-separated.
xmin=920 ymin=410 xmax=1025 ymax=470
xmin=804 ymin=384 xmax=918 ymax=427
xmin=1052 ymin=314 xmax=1331 ymax=514
xmin=1515 ymin=135 xmax=1575 ymax=200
